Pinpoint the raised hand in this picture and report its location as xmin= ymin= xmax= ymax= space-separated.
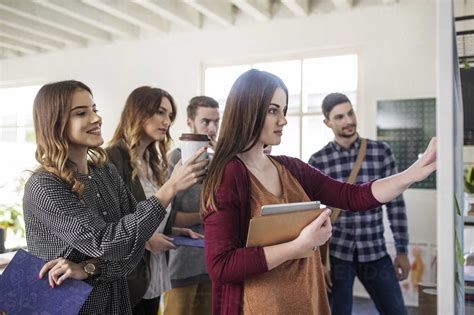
xmin=156 ymin=147 xmax=209 ymax=208
xmin=168 ymin=147 xmax=209 ymax=192
xmin=405 ymin=137 xmax=437 ymax=183
xmin=372 ymin=137 xmax=437 ymax=204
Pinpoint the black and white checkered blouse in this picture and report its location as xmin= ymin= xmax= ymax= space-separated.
xmin=23 ymin=163 xmax=167 ymax=314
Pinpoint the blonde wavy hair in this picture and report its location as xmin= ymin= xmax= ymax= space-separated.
xmin=109 ymin=86 xmax=176 ymax=186
xmin=33 ymin=80 xmax=107 ymax=196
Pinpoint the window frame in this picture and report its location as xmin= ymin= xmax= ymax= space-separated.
xmin=0 ymin=82 xmax=44 ymax=250
xmin=201 ymin=48 xmax=361 ymax=160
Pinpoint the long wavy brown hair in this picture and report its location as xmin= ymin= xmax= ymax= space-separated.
xmin=33 ymin=80 xmax=107 ymax=196
xmin=109 ymin=86 xmax=176 ymax=186
xmin=200 ymin=69 xmax=288 ymax=215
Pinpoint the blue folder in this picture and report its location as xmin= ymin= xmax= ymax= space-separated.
xmin=0 ymin=249 xmax=93 ymax=315
xmin=171 ymin=235 xmax=205 ymax=248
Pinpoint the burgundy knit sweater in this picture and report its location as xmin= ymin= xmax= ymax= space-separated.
xmin=203 ymin=155 xmax=381 ymax=315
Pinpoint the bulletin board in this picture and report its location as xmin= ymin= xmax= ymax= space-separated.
xmin=376 ymin=98 xmax=436 ymax=189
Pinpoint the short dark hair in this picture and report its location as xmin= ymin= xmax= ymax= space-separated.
xmin=187 ymin=96 xmax=219 ymax=120
xmin=322 ymin=93 xmax=352 ymax=119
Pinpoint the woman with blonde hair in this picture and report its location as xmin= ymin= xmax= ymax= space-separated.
xmin=201 ymin=69 xmax=437 ymax=314
xmin=23 ymin=80 xmax=208 ymax=314
xmin=107 ymin=86 xmax=203 ymax=315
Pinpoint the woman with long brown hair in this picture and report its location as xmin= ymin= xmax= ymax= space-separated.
xmin=106 ymin=86 xmax=203 ymax=315
xmin=201 ymin=69 xmax=437 ymax=314
xmin=23 ymin=80 xmax=208 ymax=314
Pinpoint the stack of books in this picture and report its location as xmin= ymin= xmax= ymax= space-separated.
xmin=464 ymin=265 xmax=474 ymax=311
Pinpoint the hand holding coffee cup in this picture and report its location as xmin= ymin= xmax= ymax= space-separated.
xmin=168 ymin=146 xmax=209 ymax=193
xmin=180 ymin=133 xmax=209 ymax=163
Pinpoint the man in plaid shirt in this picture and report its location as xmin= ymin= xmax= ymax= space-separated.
xmin=308 ymin=93 xmax=410 ymax=315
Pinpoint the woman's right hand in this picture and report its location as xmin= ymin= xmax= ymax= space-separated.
xmin=264 ymin=208 xmax=333 ymax=270
xmin=155 ymin=148 xmax=209 ymax=209
xmin=168 ymin=147 xmax=209 ymax=192
xmin=295 ymin=208 xmax=332 ymax=254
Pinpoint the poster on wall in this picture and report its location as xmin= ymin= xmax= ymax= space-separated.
xmin=386 ymin=242 xmax=437 ymax=306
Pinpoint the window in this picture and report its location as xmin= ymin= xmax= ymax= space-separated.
xmin=204 ymin=54 xmax=358 ymax=161
xmin=0 ymin=84 xmax=41 ymax=249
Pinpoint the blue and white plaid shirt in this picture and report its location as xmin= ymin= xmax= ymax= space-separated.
xmin=308 ymin=135 xmax=409 ymax=262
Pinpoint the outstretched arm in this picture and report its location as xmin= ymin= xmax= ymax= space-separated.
xmin=372 ymin=137 xmax=436 ymax=203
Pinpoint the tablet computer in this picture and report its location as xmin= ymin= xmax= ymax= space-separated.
xmin=260 ymin=201 xmax=321 ymax=216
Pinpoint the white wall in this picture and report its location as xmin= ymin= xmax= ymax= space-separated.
xmin=0 ymin=2 xmax=437 ymax=245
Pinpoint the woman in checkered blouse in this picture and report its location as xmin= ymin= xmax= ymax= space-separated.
xmin=22 ymin=80 xmax=208 ymax=314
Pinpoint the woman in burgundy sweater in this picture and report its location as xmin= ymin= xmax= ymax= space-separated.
xmin=200 ymin=69 xmax=437 ymax=315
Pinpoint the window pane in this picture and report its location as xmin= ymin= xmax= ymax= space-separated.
xmin=0 ymin=127 xmax=18 ymax=142
xmin=271 ymin=116 xmax=300 ymax=157
xmin=1 ymin=114 xmax=18 ymax=127
xmin=24 ymin=126 xmax=36 ymax=143
xmin=0 ymin=85 xmax=40 ymax=118
xmin=302 ymin=115 xmax=335 ymax=162
xmin=302 ymin=54 xmax=358 ymax=113
xmin=18 ymin=114 xmax=33 ymax=127
xmin=253 ymin=60 xmax=301 ymax=114
xmin=204 ymin=65 xmax=251 ymax=108
xmin=0 ymin=85 xmax=40 ymax=214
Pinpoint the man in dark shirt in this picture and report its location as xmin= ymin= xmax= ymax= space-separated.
xmin=308 ymin=93 xmax=410 ymax=315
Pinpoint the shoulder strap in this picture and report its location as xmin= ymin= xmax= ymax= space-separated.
xmin=330 ymin=138 xmax=367 ymax=223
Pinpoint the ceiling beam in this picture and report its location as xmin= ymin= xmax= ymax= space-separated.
xmin=331 ymin=0 xmax=353 ymax=10
xmin=36 ymin=0 xmax=140 ymax=38
xmin=0 ymin=47 xmax=24 ymax=59
xmin=183 ymin=0 xmax=233 ymax=27
xmin=0 ymin=34 xmax=51 ymax=53
xmin=281 ymin=0 xmax=310 ymax=17
xmin=0 ymin=9 xmax=87 ymax=46
xmin=0 ymin=0 xmax=112 ymax=42
xmin=230 ymin=0 xmax=271 ymax=22
xmin=0 ymin=23 xmax=65 ymax=50
xmin=82 ymin=0 xmax=168 ymax=34
xmin=0 ymin=36 xmax=42 ymax=55
xmin=133 ymin=0 xmax=201 ymax=30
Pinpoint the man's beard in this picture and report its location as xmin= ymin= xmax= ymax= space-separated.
xmin=337 ymin=125 xmax=356 ymax=138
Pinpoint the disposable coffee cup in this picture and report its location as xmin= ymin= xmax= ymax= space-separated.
xmin=180 ymin=133 xmax=209 ymax=163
